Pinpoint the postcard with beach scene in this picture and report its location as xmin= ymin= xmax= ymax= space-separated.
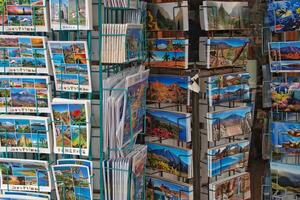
xmin=146 ymin=108 xmax=191 ymax=142
xmin=50 ymin=0 xmax=92 ymax=30
xmin=0 ymin=115 xmax=50 ymax=154
xmin=51 ymin=98 xmax=91 ymax=156
xmin=52 ymin=164 xmax=92 ymax=200
xmin=209 ymin=172 xmax=251 ymax=200
xmin=0 ymin=35 xmax=49 ymax=74
xmin=0 ymin=0 xmax=48 ymax=32
xmin=147 ymin=75 xmax=190 ymax=105
xmin=0 ymin=158 xmax=51 ymax=192
xmin=201 ymin=1 xmax=249 ymax=31
xmin=146 ymin=176 xmax=193 ymax=200
xmin=199 ymin=37 xmax=249 ymax=68
xmin=207 ymin=106 xmax=252 ymax=142
xmin=3 ymin=191 xmax=50 ymax=200
xmin=147 ymin=143 xmax=192 ymax=178
xmin=48 ymin=41 xmax=92 ymax=93
xmin=207 ymin=140 xmax=249 ymax=177
xmin=0 ymin=75 xmax=51 ymax=113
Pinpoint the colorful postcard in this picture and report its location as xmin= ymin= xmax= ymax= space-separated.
xmin=207 ymin=140 xmax=249 ymax=177
xmin=201 ymin=1 xmax=249 ymax=31
xmin=3 ymin=191 xmax=50 ymax=200
xmin=0 ymin=194 xmax=47 ymax=200
xmin=147 ymin=75 xmax=190 ymax=105
xmin=52 ymin=99 xmax=91 ymax=156
xmin=146 ymin=39 xmax=188 ymax=69
xmin=146 ymin=176 xmax=193 ymax=200
xmin=199 ymin=37 xmax=249 ymax=69
xmin=269 ymin=41 xmax=300 ymax=72
xmin=0 ymin=115 xmax=50 ymax=154
xmin=127 ymin=24 xmax=143 ymax=62
xmin=146 ymin=109 xmax=191 ymax=142
xmin=0 ymin=0 xmax=48 ymax=32
xmin=57 ymin=159 xmax=93 ymax=178
xmin=207 ymin=106 xmax=252 ymax=142
xmin=0 ymin=35 xmax=49 ymax=74
xmin=52 ymin=164 xmax=92 ymax=200
xmin=0 ymin=75 xmax=51 ymax=113
xmin=271 ymin=162 xmax=300 ymax=193
xmin=209 ymin=172 xmax=251 ymax=200
xmin=48 ymin=41 xmax=92 ymax=93
xmin=271 ymin=82 xmax=300 ymax=112
xmin=147 ymin=143 xmax=192 ymax=178
xmin=50 ymin=0 xmax=92 ymax=30
xmin=0 ymin=158 xmax=51 ymax=192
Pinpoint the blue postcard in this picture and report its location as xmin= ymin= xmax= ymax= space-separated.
xmin=57 ymin=159 xmax=93 ymax=178
xmin=3 ymin=191 xmax=50 ymax=200
xmin=127 ymin=25 xmax=143 ymax=62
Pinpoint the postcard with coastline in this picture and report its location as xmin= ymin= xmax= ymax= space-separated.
xmin=271 ymin=82 xmax=300 ymax=112
xmin=207 ymin=140 xmax=249 ymax=177
xmin=0 ymin=115 xmax=50 ymax=154
xmin=147 ymin=143 xmax=192 ymax=178
xmin=0 ymin=0 xmax=48 ymax=32
xmin=207 ymin=106 xmax=252 ymax=142
xmin=57 ymin=159 xmax=93 ymax=180
xmin=0 ymin=158 xmax=51 ymax=192
xmin=269 ymin=41 xmax=300 ymax=72
xmin=0 ymin=75 xmax=51 ymax=113
xmin=52 ymin=164 xmax=92 ymax=200
xmin=51 ymin=98 xmax=91 ymax=156
xmin=146 ymin=176 xmax=193 ymax=200
xmin=209 ymin=172 xmax=251 ymax=200
xmin=201 ymin=1 xmax=249 ymax=31
xmin=147 ymin=75 xmax=190 ymax=105
xmin=3 ymin=191 xmax=50 ymax=200
xmin=146 ymin=109 xmax=191 ymax=142
xmin=50 ymin=0 xmax=92 ymax=30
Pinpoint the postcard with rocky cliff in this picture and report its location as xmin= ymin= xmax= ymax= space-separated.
xmin=0 ymin=115 xmax=51 ymax=154
xmin=0 ymin=75 xmax=51 ymax=113
xmin=0 ymin=158 xmax=51 ymax=192
xmin=48 ymin=41 xmax=92 ymax=93
xmin=0 ymin=35 xmax=49 ymax=74
xmin=207 ymin=106 xmax=252 ymax=142
xmin=51 ymin=98 xmax=91 ymax=156
xmin=0 ymin=0 xmax=48 ymax=32
xmin=201 ymin=1 xmax=249 ymax=31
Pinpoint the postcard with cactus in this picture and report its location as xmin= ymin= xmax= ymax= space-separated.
xmin=3 ymin=191 xmax=50 ymax=200
xmin=0 ymin=158 xmax=51 ymax=192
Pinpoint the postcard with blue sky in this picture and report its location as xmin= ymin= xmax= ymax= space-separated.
xmin=209 ymin=73 xmax=250 ymax=90
xmin=3 ymin=191 xmax=50 ymax=200
xmin=127 ymin=25 xmax=142 ymax=62
xmin=57 ymin=159 xmax=93 ymax=179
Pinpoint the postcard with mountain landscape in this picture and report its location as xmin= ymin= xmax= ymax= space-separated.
xmin=201 ymin=1 xmax=249 ymax=31
xmin=0 ymin=0 xmax=48 ymax=32
xmin=269 ymin=41 xmax=300 ymax=72
xmin=147 ymin=143 xmax=192 ymax=178
xmin=207 ymin=140 xmax=249 ymax=177
xmin=146 ymin=176 xmax=193 ymax=200
xmin=0 ymin=75 xmax=51 ymax=113
xmin=0 ymin=158 xmax=51 ymax=192
xmin=207 ymin=106 xmax=252 ymax=142
xmin=0 ymin=115 xmax=50 ymax=154
xmin=0 ymin=35 xmax=49 ymax=74
xmin=51 ymin=99 xmax=91 ymax=156
xmin=146 ymin=109 xmax=191 ymax=142
xmin=52 ymin=164 xmax=92 ymax=200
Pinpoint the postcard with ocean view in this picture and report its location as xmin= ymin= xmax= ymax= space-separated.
xmin=3 ymin=191 xmax=50 ymax=200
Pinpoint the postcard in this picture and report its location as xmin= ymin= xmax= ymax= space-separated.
xmin=147 ymin=75 xmax=190 ymax=105
xmin=207 ymin=106 xmax=252 ymax=142
xmin=0 ymin=158 xmax=51 ymax=192
xmin=207 ymin=140 xmax=249 ymax=177
xmin=209 ymin=172 xmax=251 ymax=200
xmin=50 ymin=0 xmax=93 ymax=30
xmin=146 ymin=176 xmax=193 ymax=200
xmin=201 ymin=1 xmax=249 ymax=31
xmin=51 ymin=98 xmax=91 ymax=156
xmin=271 ymin=82 xmax=300 ymax=112
xmin=127 ymin=24 xmax=143 ymax=62
xmin=0 ymin=75 xmax=51 ymax=113
xmin=147 ymin=143 xmax=192 ymax=178
xmin=52 ymin=164 xmax=92 ymax=200
xmin=57 ymin=159 xmax=93 ymax=178
xmin=269 ymin=41 xmax=300 ymax=72
xmin=0 ymin=194 xmax=47 ymax=200
xmin=146 ymin=108 xmax=191 ymax=142
xmin=48 ymin=41 xmax=92 ymax=93
xmin=3 ymin=191 xmax=50 ymax=200
xmin=199 ymin=37 xmax=249 ymax=68
xmin=0 ymin=115 xmax=51 ymax=154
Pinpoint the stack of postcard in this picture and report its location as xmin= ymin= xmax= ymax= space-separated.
xmin=50 ymin=0 xmax=93 ymax=30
